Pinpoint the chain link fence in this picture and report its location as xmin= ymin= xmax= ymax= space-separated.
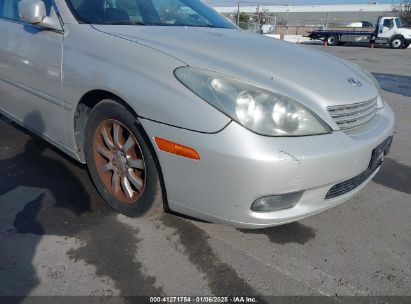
xmin=226 ymin=9 xmax=394 ymax=35
xmin=238 ymin=17 xmax=378 ymax=36
xmin=239 ymin=21 xmax=324 ymax=36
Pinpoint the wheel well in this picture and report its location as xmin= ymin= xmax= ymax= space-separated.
xmin=73 ymin=89 xmax=170 ymax=211
xmin=390 ymin=35 xmax=404 ymax=42
xmin=74 ymin=90 xmax=137 ymax=162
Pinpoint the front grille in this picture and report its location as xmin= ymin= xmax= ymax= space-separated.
xmin=325 ymin=168 xmax=375 ymax=199
xmin=327 ymin=97 xmax=378 ymax=130
xmin=325 ymin=136 xmax=393 ymax=199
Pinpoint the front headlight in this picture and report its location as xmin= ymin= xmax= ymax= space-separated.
xmin=175 ymin=67 xmax=331 ymax=136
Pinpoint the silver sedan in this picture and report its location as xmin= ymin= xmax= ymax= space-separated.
xmin=0 ymin=0 xmax=395 ymax=228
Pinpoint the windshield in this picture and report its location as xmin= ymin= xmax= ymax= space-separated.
xmin=66 ymin=0 xmax=236 ymax=28
xmin=395 ymin=18 xmax=403 ymax=28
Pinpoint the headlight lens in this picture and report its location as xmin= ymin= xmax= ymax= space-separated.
xmin=175 ymin=67 xmax=331 ymax=136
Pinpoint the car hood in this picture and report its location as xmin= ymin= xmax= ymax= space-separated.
xmin=94 ymin=25 xmax=379 ymax=115
xmin=400 ymin=27 xmax=411 ymax=34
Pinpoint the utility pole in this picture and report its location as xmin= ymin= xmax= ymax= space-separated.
xmin=237 ymin=0 xmax=240 ymax=26
xmin=325 ymin=12 xmax=329 ymax=29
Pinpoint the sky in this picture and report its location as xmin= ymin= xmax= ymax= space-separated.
xmin=204 ymin=0 xmax=399 ymax=6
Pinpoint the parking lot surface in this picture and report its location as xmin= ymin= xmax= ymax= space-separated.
xmin=0 ymin=45 xmax=410 ymax=300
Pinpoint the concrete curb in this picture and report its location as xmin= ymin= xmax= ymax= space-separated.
xmin=265 ymin=34 xmax=312 ymax=44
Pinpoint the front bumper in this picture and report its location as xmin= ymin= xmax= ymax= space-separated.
xmin=141 ymin=104 xmax=395 ymax=229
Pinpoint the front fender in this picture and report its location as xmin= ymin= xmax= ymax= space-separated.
xmin=62 ymin=25 xmax=231 ymax=150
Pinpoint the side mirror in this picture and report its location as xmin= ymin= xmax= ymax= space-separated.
xmin=18 ymin=0 xmax=63 ymax=31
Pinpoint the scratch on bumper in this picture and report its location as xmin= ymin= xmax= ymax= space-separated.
xmin=279 ymin=150 xmax=301 ymax=164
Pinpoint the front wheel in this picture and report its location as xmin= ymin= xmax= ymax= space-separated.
xmin=390 ymin=36 xmax=405 ymax=49
xmin=85 ymin=99 xmax=164 ymax=217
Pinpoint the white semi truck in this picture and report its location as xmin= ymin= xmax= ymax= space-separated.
xmin=308 ymin=16 xmax=411 ymax=49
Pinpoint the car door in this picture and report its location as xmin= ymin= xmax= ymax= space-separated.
xmin=378 ymin=18 xmax=395 ymax=39
xmin=0 ymin=0 xmax=68 ymax=146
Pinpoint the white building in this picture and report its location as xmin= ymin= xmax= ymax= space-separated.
xmin=214 ymin=3 xmax=395 ymax=26
xmin=213 ymin=4 xmax=393 ymax=14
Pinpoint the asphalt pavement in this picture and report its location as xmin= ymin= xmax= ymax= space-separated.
xmin=0 ymin=44 xmax=410 ymax=302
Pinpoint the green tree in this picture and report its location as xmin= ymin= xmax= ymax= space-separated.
xmin=233 ymin=12 xmax=250 ymax=25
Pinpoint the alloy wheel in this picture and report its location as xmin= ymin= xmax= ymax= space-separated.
xmin=93 ymin=119 xmax=146 ymax=204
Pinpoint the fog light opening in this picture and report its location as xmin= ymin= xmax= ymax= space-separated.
xmin=251 ymin=191 xmax=303 ymax=212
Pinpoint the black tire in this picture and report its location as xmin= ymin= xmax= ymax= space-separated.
xmin=403 ymin=42 xmax=410 ymax=49
xmin=389 ymin=35 xmax=405 ymax=49
xmin=326 ymin=34 xmax=339 ymax=46
xmin=85 ymin=99 xmax=164 ymax=217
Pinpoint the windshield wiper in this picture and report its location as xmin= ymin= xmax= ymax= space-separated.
xmin=198 ymin=24 xmax=217 ymax=28
xmin=159 ymin=24 xmax=217 ymax=28
xmin=101 ymin=21 xmax=145 ymax=25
